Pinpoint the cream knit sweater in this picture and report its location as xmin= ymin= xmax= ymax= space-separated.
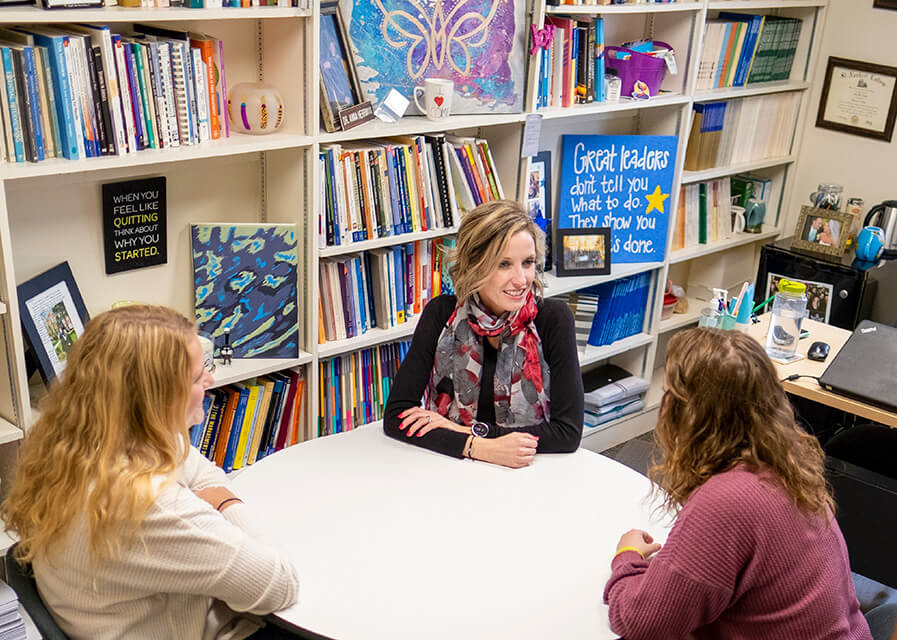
xmin=33 ymin=447 xmax=299 ymax=640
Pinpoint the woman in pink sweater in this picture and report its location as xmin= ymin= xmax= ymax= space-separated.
xmin=604 ymin=328 xmax=871 ymax=640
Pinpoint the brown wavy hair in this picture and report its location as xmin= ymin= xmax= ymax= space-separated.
xmin=449 ymin=200 xmax=545 ymax=304
xmin=1 ymin=305 xmax=197 ymax=564
xmin=650 ymin=328 xmax=832 ymax=517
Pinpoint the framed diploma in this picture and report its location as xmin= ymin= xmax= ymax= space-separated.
xmin=816 ymin=57 xmax=897 ymax=142
xmin=873 ymin=0 xmax=897 ymax=10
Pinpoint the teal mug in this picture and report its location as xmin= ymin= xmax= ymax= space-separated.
xmin=856 ymin=226 xmax=885 ymax=262
xmin=743 ymin=199 xmax=767 ymax=233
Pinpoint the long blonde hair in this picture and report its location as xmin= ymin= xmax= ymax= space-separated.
xmin=2 ymin=305 xmax=197 ymax=564
xmin=651 ymin=328 xmax=833 ymax=517
xmin=449 ymin=200 xmax=545 ymax=304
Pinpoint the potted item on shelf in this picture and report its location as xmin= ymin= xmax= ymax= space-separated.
xmin=227 ymin=83 xmax=284 ymax=135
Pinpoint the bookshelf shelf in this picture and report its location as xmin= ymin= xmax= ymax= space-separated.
xmin=707 ymin=0 xmax=825 ymax=9
xmin=318 ymin=318 xmax=419 ymax=360
xmin=319 ymin=227 xmax=458 ymax=258
xmin=0 ymin=132 xmax=313 ymax=180
xmin=580 ymin=333 xmax=655 ymax=368
xmin=681 ymin=155 xmax=796 ymax=184
xmin=658 ymin=298 xmax=704 ymax=333
xmin=670 ymin=226 xmax=780 ymax=264
xmin=0 ymin=418 xmax=23 ymax=446
xmin=693 ymin=81 xmax=810 ymax=103
xmin=210 ymin=353 xmax=313 ymax=389
xmin=542 ymin=263 xmax=663 ymax=299
xmin=0 ymin=5 xmax=310 ymax=22
xmin=318 ymin=113 xmax=525 ymax=144
xmin=537 ymin=94 xmax=691 ymax=120
xmin=546 ymin=2 xmax=701 ymax=15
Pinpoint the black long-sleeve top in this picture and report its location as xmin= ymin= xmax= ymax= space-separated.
xmin=383 ymin=294 xmax=584 ymax=458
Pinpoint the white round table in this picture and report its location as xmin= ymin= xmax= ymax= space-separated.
xmin=230 ymin=425 xmax=672 ymax=640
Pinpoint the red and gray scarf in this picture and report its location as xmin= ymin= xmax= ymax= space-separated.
xmin=427 ymin=291 xmax=550 ymax=428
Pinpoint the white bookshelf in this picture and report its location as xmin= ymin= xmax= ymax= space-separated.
xmin=0 ymin=0 xmax=829 ymax=465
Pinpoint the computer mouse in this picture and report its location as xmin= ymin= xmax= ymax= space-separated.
xmin=808 ymin=341 xmax=830 ymax=362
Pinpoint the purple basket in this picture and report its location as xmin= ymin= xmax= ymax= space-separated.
xmin=604 ymin=41 xmax=672 ymax=98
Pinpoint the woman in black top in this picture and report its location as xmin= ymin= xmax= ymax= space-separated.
xmin=383 ymin=200 xmax=584 ymax=468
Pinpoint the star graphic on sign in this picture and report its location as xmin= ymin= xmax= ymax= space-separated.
xmin=645 ymin=185 xmax=669 ymax=215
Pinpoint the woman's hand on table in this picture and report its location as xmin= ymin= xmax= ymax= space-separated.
xmin=399 ymin=408 xmax=467 ymax=437
xmin=615 ymin=529 xmax=662 ymax=560
xmin=471 ymin=433 xmax=538 ymax=469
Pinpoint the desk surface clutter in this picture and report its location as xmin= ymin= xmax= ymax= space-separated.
xmin=231 ymin=425 xmax=672 ymax=640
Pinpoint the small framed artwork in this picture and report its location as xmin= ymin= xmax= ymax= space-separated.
xmin=526 ymin=150 xmax=552 ymax=270
xmin=17 ymin=262 xmax=90 ymax=384
xmin=555 ymin=227 xmax=611 ymax=277
xmin=790 ymin=206 xmax=853 ymax=258
xmin=319 ymin=1 xmax=373 ymax=133
xmin=816 ymin=56 xmax=897 ymax=142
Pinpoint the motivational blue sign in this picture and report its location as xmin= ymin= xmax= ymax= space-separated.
xmin=557 ymin=134 xmax=678 ymax=263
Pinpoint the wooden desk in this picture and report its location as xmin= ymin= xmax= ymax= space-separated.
xmin=230 ymin=425 xmax=672 ymax=640
xmin=747 ymin=316 xmax=897 ymax=428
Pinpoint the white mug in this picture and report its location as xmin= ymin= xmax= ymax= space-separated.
xmin=731 ymin=205 xmax=746 ymax=233
xmin=413 ymin=78 xmax=453 ymax=121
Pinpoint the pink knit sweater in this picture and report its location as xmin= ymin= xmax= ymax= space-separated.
xmin=603 ymin=467 xmax=871 ymax=640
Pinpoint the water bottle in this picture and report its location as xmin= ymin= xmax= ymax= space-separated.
xmin=765 ymin=280 xmax=807 ymax=359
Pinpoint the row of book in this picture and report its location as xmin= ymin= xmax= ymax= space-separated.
xmin=188 ymin=370 xmax=305 ymax=472
xmin=318 ymin=340 xmax=410 ymax=436
xmin=697 ymin=14 xmax=802 ymax=92
xmin=319 ymin=134 xmax=503 ymax=248
xmin=537 ymin=16 xmax=605 ymax=109
xmin=0 ymin=24 xmax=229 ymax=165
xmin=558 ymin=272 xmax=652 ymax=350
xmin=547 ymin=1 xmax=681 ymax=5
xmin=318 ymin=238 xmax=453 ymax=344
xmin=683 ymin=92 xmax=800 ymax=172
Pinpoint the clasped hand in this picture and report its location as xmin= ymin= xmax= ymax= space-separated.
xmin=616 ymin=529 xmax=662 ymax=559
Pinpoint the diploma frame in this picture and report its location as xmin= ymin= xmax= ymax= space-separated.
xmin=815 ymin=56 xmax=897 ymax=142
xmin=873 ymin=0 xmax=897 ymax=10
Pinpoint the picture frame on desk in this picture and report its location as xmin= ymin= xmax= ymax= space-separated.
xmin=17 ymin=262 xmax=90 ymax=385
xmin=555 ymin=227 xmax=611 ymax=277
xmin=790 ymin=206 xmax=853 ymax=258
xmin=319 ymin=1 xmax=373 ymax=133
xmin=816 ymin=56 xmax=897 ymax=142
xmin=526 ymin=150 xmax=553 ymax=270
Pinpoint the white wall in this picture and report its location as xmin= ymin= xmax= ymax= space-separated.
xmin=789 ymin=0 xmax=897 ymax=235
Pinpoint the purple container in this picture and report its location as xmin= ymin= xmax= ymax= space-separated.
xmin=604 ymin=41 xmax=673 ymax=98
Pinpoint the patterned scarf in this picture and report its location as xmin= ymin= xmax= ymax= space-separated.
xmin=427 ymin=291 xmax=550 ymax=428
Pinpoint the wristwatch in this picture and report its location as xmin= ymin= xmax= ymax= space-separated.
xmin=471 ymin=421 xmax=489 ymax=437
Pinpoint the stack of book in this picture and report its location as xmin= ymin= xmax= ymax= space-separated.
xmin=319 ymin=134 xmax=502 ymax=248
xmin=585 ymin=272 xmax=652 ymax=348
xmin=0 ymin=583 xmax=24 ymax=640
xmin=318 ymin=340 xmax=409 ymax=436
xmin=539 ymin=16 xmax=605 ymax=109
xmin=696 ymin=14 xmax=802 ymax=91
xmin=557 ymin=290 xmax=599 ymax=354
xmin=189 ymin=371 xmax=305 ymax=473
xmin=672 ymin=178 xmax=733 ymax=250
xmin=582 ymin=364 xmax=648 ymax=430
xmin=319 ymin=238 xmax=451 ymax=344
xmin=0 ymin=24 xmax=229 ymax=164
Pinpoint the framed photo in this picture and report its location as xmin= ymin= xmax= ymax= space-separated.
xmin=790 ymin=206 xmax=853 ymax=258
xmin=766 ymin=273 xmax=833 ymax=324
xmin=526 ymin=150 xmax=552 ymax=270
xmin=816 ymin=56 xmax=897 ymax=142
xmin=319 ymin=1 xmax=372 ymax=133
xmin=874 ymin=0 xmax=897 ymax=10
xmin=17 ymin=262 xmax=89 ymax=384
xmin=555 ymin=228 xmax=611 ymax=277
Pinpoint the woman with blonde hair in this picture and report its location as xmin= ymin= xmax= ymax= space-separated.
xmin=603 ymin=328 xmax=870 ymax=640
xmin=383 ymin=200 xmax=583 ymax=468
xmin=2 ymin=305 xmax=298 ymax=640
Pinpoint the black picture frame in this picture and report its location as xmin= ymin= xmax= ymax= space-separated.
xmin=816 ymin=56 xmax=897 ymax=142
xmin=555 ymin=227 xmax=611 ymax=277
xmin=319 ymin=1 xmax=372 ymax=133
xmin=17 ymin=262 xmax=90 ymax=384
xmin=873 ymin=0 xmax=897 ymax=10
xmin=526 ymin=150 xmax=553 ymax=270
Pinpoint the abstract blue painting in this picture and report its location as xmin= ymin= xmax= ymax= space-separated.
xmin=191 ymin=224 xmax=299 ymax=358
xmin=341 ymin=0 xmax=525 ymax=114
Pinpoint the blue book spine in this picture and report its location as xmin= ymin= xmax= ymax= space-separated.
xmin=594 ymin=18 xmax=606 ymax=102
xmin=354 ymin=256 xmax=368 ymax=332
xmin=0 ymin=48 xmax=25 ymax=163
xmin=123 ymin=44 xmax=146 ymax=151
xmin=257 ymin=379 xmax=285 ymax=461
xmin=392 ymin=247 xmax=407 ymax=319
xmin=223 ymin=386 xmax=249 ymax=473
xmin=385 ymin=147 xmax=402 ymax=234
xmin=713 ymin=23 xmax=732 ymax=89
xmin=21 ymin=46 xmax=45 ymax=161
xmin=326 ymin=149 xmax=341 ymax=245
xmin=393 ymin=146 xmax=411 ymax=233
xmin=29 ymin=34 xmax=78 ymax=159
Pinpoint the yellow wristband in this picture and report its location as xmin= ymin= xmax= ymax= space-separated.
xmin=614 ymin=546 xmax=646 ymax=560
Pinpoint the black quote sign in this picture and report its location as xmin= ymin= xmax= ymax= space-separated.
xmin=102 ymin=177 xmax=167 ymax=274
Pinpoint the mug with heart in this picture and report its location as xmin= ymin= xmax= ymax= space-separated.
xmin=413 ymin=78 xmax=453 ymax=121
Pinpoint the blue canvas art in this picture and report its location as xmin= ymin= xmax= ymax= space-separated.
xmin=556 ymin=135 xmax=678 ymax=264
xmin=192 ymin=224 xmax=299 ymax=358
xmin=341 ymin=0 xmax=525 ymax=114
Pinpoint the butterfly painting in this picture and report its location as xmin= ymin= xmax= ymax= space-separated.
xmin=341 ymin=0 xmax=525 ymax=114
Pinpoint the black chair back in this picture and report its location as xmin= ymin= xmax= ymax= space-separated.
xmin=4 ymin=544 xmax=69 ymax=640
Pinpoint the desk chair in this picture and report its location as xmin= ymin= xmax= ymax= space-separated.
xmin=4 ymin=543 xmax=69 ymax=640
